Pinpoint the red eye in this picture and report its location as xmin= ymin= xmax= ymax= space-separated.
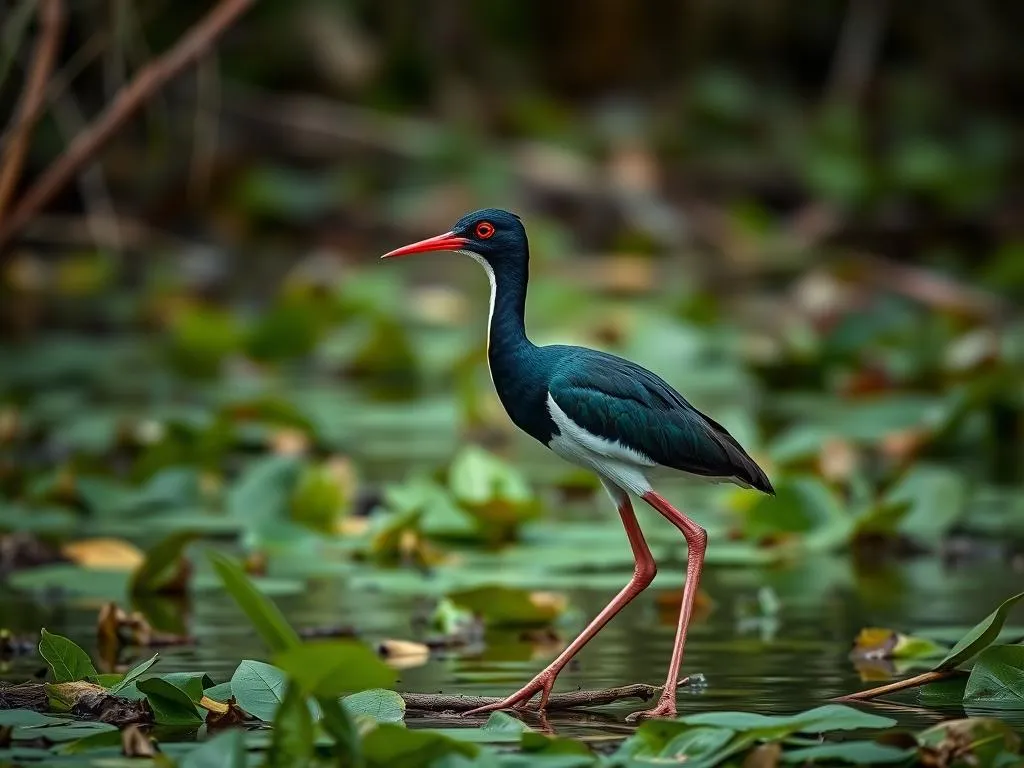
xmin=475 ymin=221 xmax=495 ymax=239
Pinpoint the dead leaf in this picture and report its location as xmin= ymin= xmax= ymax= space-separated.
xmin=48 ymin=681 xmax=108 ymax=709
xmin=202 ymin=696 xmax=249 ymax=729
xmin=378 ymin=638 xmax=430 ymax=669
xmin=121 ymin=724 xmax=157 ymax=757
xmin=63 ymin=538 xmax=144 ymax=570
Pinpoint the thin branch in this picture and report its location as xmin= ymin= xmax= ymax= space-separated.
xmin=400 ymin=683 xmax=665 ymax=713
xmin=0 ymin=0 xmax=64 ymax=219
xmin=830 ymin=670 xmax=958 ymax=702
xmin=0 ymin=0 xmax=255 ymax=252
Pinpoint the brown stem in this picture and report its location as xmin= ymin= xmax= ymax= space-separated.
xmin=0 ymin=0 xmax=64 ymax=219
xmin=400 ymin=683 xmax=665 ymax=713
xmin=831 ymin=670 xmax=958 ymax=702
xmin=0 ymin=0 xmax=254 ymax=252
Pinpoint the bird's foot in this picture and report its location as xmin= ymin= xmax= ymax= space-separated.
xmin=462 ymin=672 xmax=556 ymax=717
xmin=625 ymin=691 xmax=681 ymax=723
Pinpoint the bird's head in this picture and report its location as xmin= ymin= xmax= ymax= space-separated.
xmin=381 ymin=208 xmax=527 ymax=268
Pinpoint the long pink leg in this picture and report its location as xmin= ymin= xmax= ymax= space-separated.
xmin=626 ymin=490 xmax=707 ymax=722
xmin=464 ymin=482 xmax=656 ymax=716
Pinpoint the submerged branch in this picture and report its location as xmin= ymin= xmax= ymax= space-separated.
xmin=400 ymin=683 xmax=665 ymax=713
xmin=831 ymin=670 xmax=958 ymax=702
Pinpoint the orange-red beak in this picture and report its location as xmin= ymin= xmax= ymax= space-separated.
xmin=380 ymin=231 xmax=468 ymax=259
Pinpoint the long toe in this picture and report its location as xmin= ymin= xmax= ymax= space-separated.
xmin=625 ymin=699 xmax=677 ymax=722
xmin=463 ymin=674 xmax=556 ymax=718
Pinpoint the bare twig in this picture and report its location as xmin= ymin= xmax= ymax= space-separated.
xmin=400 ymin=683 xmax=665 ymax=713
xmin=831 ymin=670 xmax=958 ymax=702
xmin=0 ymin=0 xmax=64 ymax=219
xmin=0 ymin=0 xmax=254 ymax=252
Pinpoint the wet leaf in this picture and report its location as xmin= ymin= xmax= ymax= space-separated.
xmin=136 ymin=677 xmax=203 ymax=725
xmin=917 ymin=675 xmax=969 ymax=705
xmin=342 ymin=688 xmax=405 ymax=723
xmin=273 ymin=639 xmax=397 ymax=697
xmin=447 ymin=585 xmax=567 ymax=627
xmin=230 ymin=660 xmax=287 ymax=722
xmin=39 ymin=629 xmax=97 ymax=683
xmin=207 ymin=550 xmax=301 ymax=653
xmin=963 ymin=645 xmax=1024 ymax=706
xmin=936 ymin=591 xmax=1024 ymax=670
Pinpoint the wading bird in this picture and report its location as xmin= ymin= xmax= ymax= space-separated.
xmin=382 ymin=209 xmax=773 ymax=720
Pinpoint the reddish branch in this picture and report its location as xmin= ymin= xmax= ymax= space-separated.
xmin=831 ymin=670 xmax=957 ymax=702
xmin=0 ymin=0 xmax=255 ymax=252
xmin=0 ymin=0 xmax=64 ymax=219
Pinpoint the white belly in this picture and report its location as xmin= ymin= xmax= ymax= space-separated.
xmin=546 ymin=393 xmax=655 ymax=497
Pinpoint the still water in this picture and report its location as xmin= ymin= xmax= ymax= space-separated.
xmin=3 ymin=545 xmax=1021 ymax=740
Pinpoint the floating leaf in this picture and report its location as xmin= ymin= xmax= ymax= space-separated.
xmin=963 ymin=645 xmax=1024 ymax=706
xmin=273 ymin=640 xmax=397 ymax=698
xmin=207 ymin=550 xmax=301 ymax=653
xmin=230 ymin=660 xmax=288 ymax=722
xmin=447 ymin=585 xmax=567 ymax=627
xmin=343 ymin=688 xmax=406 ymax=723
xmin=39 ymin=629 xmax=97 ymax=683
xmin=937 ymin=591 xmax=1024 ymax=670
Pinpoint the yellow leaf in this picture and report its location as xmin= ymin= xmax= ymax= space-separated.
xmin=62 ymin=539 xmax=144 ymax=570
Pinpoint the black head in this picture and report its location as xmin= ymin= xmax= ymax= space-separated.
xmin=381 ymin=208 xmax=527 ymax=266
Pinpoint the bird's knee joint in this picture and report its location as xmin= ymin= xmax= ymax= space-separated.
xmin=633 ymin=559 xmax=657 ymax=587
xmin=687 ymin=526 xmax=708 ymax=553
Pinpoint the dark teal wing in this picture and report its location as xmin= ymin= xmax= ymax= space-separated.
xmin=549 ymin=349 xmax=773 ymax=493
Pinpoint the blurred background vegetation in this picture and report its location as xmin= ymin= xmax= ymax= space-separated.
xmin=0 ymin=0 xmax=1023 ymax=738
